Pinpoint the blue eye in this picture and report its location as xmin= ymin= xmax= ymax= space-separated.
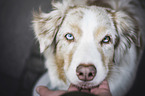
xmin=102 ymin=36 xmax=111 ymax=43
xmin=65 ymin=33 xmax=74 ymax=40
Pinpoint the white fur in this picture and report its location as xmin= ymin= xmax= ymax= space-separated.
xmin=33 ymin=0 xmax=145 ymax=96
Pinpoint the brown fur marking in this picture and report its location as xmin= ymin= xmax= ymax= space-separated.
xmin=70 ymin=24 xmax=82 ymax=37
xmin=95 ymin=26 xmax=107 ymax=38
xmin=55 ymin=54 xmax=67 ymax=83
xmin=97 ymin=47 xmax=106 ymax=68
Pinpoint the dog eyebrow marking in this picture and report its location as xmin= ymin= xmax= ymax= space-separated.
xmin=70 ymin=24 xmax=82 ymax=37
xmin=95 ymin=26 xmax=107 ymax=38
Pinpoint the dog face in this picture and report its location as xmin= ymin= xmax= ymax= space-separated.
xmin=33 ymin=0 xmax=139 ymax=89
xmin=55 ymin=7 xmax=116 ymax=88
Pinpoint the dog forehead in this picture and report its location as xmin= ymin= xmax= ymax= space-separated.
xmin=63 ymin=7 xmax=112 ymax=38
xmin=65 ymin=7 xmax=110 ymax=23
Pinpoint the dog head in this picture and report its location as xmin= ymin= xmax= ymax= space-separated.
xmin=33 ymin=0 xmax=140 ymax=89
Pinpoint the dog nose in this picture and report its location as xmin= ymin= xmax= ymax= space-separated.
xmin=76 ymin=64 xmax=96 ymax=81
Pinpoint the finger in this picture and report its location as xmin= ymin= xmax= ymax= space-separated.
xmin=36 ymin=86 xmax=66 ymax=96
xmin=68 ymin=84 xmax=79 ymax=92
xmin=91 ymin=81 xmax=112 ymax=96
xmin=51 ymin=90 xmax=66 ymax=96
xmin=37 ymin=86 xmax=52 ymax=96
xmin=91 ymin=87 xmax=111 ymax=96
xmin=99 ymin=80 xmax=110 ymax=89
xmin=90 ymin=87 xmax=100 ymax=94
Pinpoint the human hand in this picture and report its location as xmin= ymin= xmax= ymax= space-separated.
xmin=90 ymin=80 xmax=112 ymax=96
xmin=36 ymin=80 xmax=112 ymax=96
xmin=36 ymin=84 xmax=79 ymax=96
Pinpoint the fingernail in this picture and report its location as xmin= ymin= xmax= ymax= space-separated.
xmin=36 ymin=87 xmax=40 ymax=93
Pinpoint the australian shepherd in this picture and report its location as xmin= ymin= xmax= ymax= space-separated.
xmin=32 ymin=0 xmax=145 ymax=96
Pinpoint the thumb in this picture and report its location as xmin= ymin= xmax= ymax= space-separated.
xmin=36 ymin=86 xmax=66 ymax=96
xmin=36 ymin=86 xmax=53 ymax=96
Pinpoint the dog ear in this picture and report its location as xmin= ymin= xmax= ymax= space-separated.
xmin=32 ymin=0 xmax=68 ymax=53
xmin=114 ymin=11 xmax=140 ymax=47
xmin=113 ymin=11 xmax=140 ymax=63
xmin=33 ymin=0 xmax=87 ymax=53
xmin=33 ymin=10 xmax=64 ymax=53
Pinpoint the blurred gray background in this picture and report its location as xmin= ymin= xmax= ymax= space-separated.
xmin=0 ymin=0 xmax=51 ymax=95
xmin=0 ymin=0 xmax=145 ymax=96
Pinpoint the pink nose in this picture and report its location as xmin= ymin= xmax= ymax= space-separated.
xmin=76 ymin=64 xmax=96 ymax=81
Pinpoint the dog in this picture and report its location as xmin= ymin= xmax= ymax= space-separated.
xmin=32 ymin=0 xmax=145 ymax=96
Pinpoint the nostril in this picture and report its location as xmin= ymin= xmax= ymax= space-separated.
xmin=88 ymin=72 xmax=93 ymax=77
xmin=79 ymin=72 xmax=83 ymax=76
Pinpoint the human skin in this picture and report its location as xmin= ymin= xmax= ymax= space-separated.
xmin=36 ymin=80 xmax=112 ymax=96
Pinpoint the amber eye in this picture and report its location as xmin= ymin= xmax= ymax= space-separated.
xmin=102 ymin=36 xmax=111 ymax=44
xmin=65 ymin=33 xmax=74 ymax=40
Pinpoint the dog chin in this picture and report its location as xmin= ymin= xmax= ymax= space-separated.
xmin=72 ymin=82 xmax=100 ymax=90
